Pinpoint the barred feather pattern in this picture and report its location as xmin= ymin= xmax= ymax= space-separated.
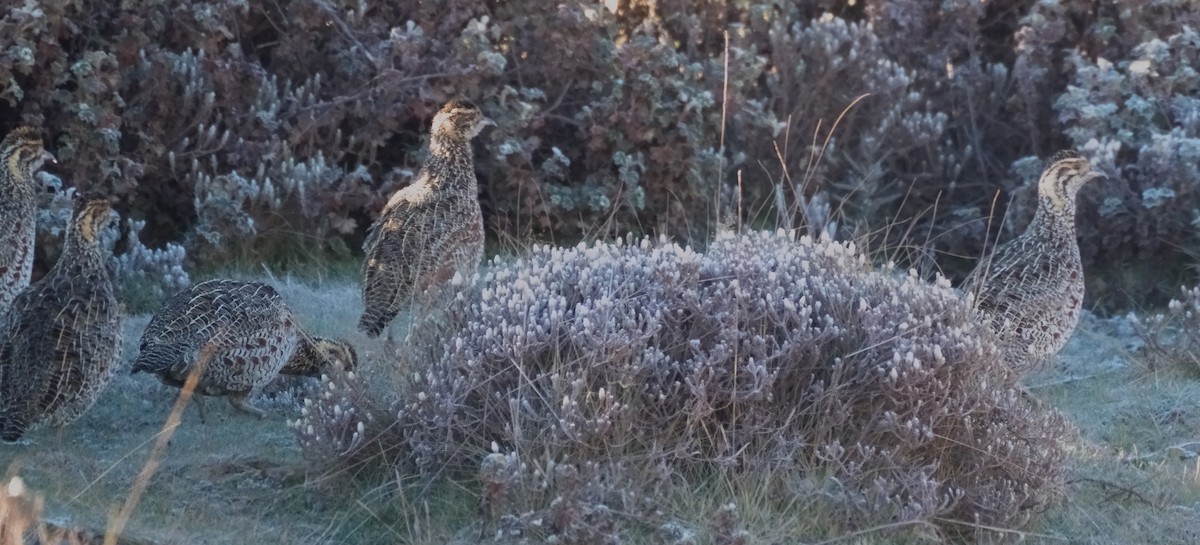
xmin=133 ymin=280 xmax=301 ymax=396
xmin=132 ymin=280 xmax=357 ymax=414
xmin=0 ymin=200 xmax=122 ymax=441
xmin=0 ymin=127 xmax=49 ymax=316
xmin=359 ymin=99 xmax=489 ymax=337
xmin=961 ymin=151 xmax=1098 ymax=372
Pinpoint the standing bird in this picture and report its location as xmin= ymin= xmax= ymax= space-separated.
xmin=0 ymin=127 xmax=55 ymax=315
xmin=0 ymin=198 xmax=122 ymax=442
xmin=131 ymin=279 xmax=358 ymax=418
xmin=359 ymin=99 xmax=493 ymax=338
xmin=961 ymin=150 xmax=1102 ymax=372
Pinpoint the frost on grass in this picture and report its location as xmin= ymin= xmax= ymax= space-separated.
xmin=295 ymin=230 xmax=1071 ymax=539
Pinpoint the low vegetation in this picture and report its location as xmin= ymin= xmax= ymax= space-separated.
xmin=4 ymin=1 xmax=1200 ymax=305
xmin=0 ymin=270 xmax=1197 ymax=543
xmin=295 ymin=230 xmax=1073 ymax=541
xmin=3 ymin=1 xmax=1200 ymax=543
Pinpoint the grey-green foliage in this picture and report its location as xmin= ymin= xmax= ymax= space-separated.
xmin=977 ymin=3 xmax=1200 ymax=306
xmin=1055 ymin=27 xmax=1200 ymax=261
xmin=10 ymin=0 xmax=1200 ymax=306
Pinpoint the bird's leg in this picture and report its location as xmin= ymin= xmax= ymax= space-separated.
xmin=384 ymin=326 xmax=398 ymax=353
xmin=194 ymin=395 xmax=208 ymax=424
xmin=228 ymin=392 xmax=267 ymax=419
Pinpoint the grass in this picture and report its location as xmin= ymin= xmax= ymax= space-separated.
xmin=2 ymin=271 xmax=1199 ymax=544
xmin=0 ymin=273 xmax=402 ymax=544
xmin=1024 ymin=318 xmax=1200 ymax=545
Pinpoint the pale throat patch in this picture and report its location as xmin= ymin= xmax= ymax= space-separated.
xmin=80 ymin=216 xmax=97 ymax=243
xmin=1042 ymin=169 xmax=1067 ymax=210
xmin=5 ymin=151 xmax=23 ymax=178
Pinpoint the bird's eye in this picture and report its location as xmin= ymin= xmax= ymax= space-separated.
xmin=17 ymin=148 xmax=33 ymax=161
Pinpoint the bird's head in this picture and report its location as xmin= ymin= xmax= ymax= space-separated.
xmin=2 ymin=127 xmax=55 ymax=180
xmin=312 ymin=337 xmax=359 ymax=375
xmin=1037 ymin=150 xmax=1103 ymax=213
xmin=430 ymin=99 xmax=495 ymax=142
xmin=72 ymin=197 xmax=118 ymax=247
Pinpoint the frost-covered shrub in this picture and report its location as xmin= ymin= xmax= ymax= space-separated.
xmin=114 ymin=218 xmax=189 ymax=299
xmin=8 ymin=0 xmax=1197 ymax=306
xmin=296 ymin=230 xmax=1071 ymax=538
xmin=1056 ymin=30 xmax=1200 ymax=294
xmin=0 ymin=0 xmax=761 ymax=256
xmin=291 ymin=370 xmax=385 ymax=466
xmin=1137 ymin=283 xmax=1200 ymax=373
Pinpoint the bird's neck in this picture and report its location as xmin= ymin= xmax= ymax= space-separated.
xmin=283 ymin=336 xmax=322 ymax=377
xmin=54 ymin=239 xmax=108 ymax=277
xmin=1029 ymin=195 xmax=1078 ymax=238
xmin=427 ymin=135 xmax=475 ymax=188
xmin=0 ymin=165 xmax=35 ymax=196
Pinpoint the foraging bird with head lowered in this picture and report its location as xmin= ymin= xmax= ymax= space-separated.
xmin=0 ymin=127 xmax=55 ymax=316
xmin=132 ymin=279 xmax=358 ymax=418
xmin=359 ymin=99 xmax=493 ymax=339
xmin=0 ymin=198 xmax=121 ymax=442
xmin=961 ymin=150 xmax=1103 ymax=372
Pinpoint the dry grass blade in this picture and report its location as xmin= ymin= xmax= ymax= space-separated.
xmin=103 ymin=344 xmax=214 ymax=545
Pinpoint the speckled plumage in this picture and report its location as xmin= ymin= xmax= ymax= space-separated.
xmin=962 ymin=150 xmax=1101 ymax=371
xmin=359 ymin=99 xmax=492 ymax=337
xmin=131 ymin=279 xmax=358 ymax=417
xmin=0 ymin=199 xmax=122 ymax=442
xmin=0 ymin=127 xmax=54 ymax=316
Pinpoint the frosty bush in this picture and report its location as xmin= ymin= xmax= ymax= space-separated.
xmin=1003 ymin=1 xmax=1200 ymax=306
xmin=296 ymin=230 xmax=1071 ymax=539
xmin=6 ymin=0 xmax=1200 ymax=304
xmin=1137 ymin=283 xmax=1200 ymax=374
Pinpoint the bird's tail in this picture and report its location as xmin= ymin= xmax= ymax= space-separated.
xmin=357 ymin=312 xmax=386 ymax=338
xmin=130 ymin=343 xmax=188 ymax=374
xmin=0 ymin=414 xmax=29 ymax=443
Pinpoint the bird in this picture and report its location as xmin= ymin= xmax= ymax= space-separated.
xmin=358 ymin=98 xmax=493 ymax=339
xmin=0 ymin=198 xmax=122 ymax=442
xmin=0 ymin=127 xmax=55 ymax=316
xmin=131 ymin=279 xmax=358 ymax=418
xmin=961 ymin=150 xmax=1102 ymax=372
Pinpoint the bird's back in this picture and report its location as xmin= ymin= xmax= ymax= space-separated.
xmin=0 ymin=182 xmax=38 ymax=316
xmin=359 ymin=176 xmax=482 ymax=336
xmin=0 ymin=259 xmax=121 ymax=438
xmin=964 ymin=226 xmax=1084 ymax=366
xmin=134 ymin=280 xmax=301 ymax=394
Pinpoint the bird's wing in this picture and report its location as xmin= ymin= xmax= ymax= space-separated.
xmin=0 ymin=283 xmax=63 ymax=435
xmin=361 ymin=186 xmax=440 ymax=314
xmin=137 ymin=280 xmax=284 ymax=378
xmin=417 ymin=211 xmax=484 ymax=291
xmin=364 ymin=172 xmax=433 ymax=252
xmin=37 ymin=279 xmax=123 ymax=424
xmin=962 ymin=235 xmax=1036 ymax=302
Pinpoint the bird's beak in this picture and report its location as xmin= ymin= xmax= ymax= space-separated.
xmin=41 ymin=150 xmax=57 ymax=165
xmin=481 ymin=117 xmax=496 ymax=128
xmin=1085 ymin=169 xmax=1108 ymax=184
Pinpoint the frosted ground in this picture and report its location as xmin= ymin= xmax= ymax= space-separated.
xmin=1 ymin=276 xmax=1198 ymax=544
